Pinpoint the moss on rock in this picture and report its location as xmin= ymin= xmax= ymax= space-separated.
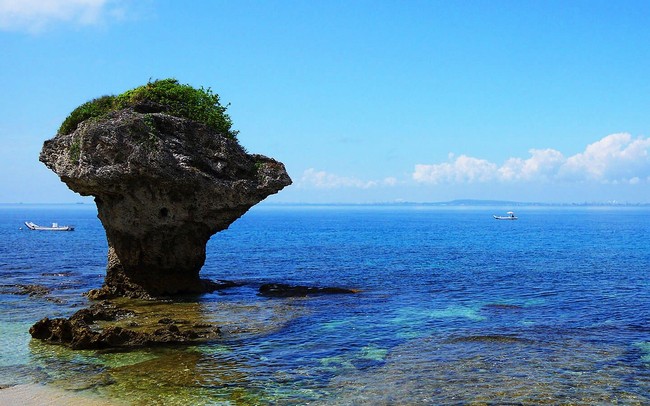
xmin=58 ymin=79 xmax=237 ymax=139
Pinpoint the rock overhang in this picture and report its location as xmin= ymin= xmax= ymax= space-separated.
xmin=40 ymin=107 xmax=291 ymax=298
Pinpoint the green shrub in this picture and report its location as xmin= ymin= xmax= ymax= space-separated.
xmin=59 ymin=95 xmax=116 ymax=136
xmin=58 ymin=79 xmax=237 ymax=139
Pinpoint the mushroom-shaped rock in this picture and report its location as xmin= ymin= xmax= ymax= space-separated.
xmin=40 ymin=82 xmax=291 ymax=297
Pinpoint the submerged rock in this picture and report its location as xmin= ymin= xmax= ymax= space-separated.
xmin=0 ymin=284 xmax=51 ymax=297
xmin=259 ymin=283 xmax=359 ymax=298
xmin=40 ymin=85 xmax=291 ymax=298
xmin=482 ymin=303 xmax=524 ymax=311
xmin=445 ymin=334 xmax=533 ymax=344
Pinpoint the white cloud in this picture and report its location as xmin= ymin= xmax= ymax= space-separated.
xmin=383 ymin=176 xmax=398 ymax=186
xmin=413 ymin=155 xmax=498 ymax=184
xmin=413 ymin=133 xmax=650 ymax=185
xmin=560 ymin=133 xmax=650 ymax=182
xmin=0 ymin=0 xmax=124 ymax=33
xmin=499 ymin=148 xmax=565 ymax=182
xmin=299 ymin=168 xmax=397 ymax=189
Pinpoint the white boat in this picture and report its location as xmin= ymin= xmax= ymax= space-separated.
xmin=24 ymin=221 xmax=75 ymax=231
xmin=493 ymin=211 xmax=518 ymax=220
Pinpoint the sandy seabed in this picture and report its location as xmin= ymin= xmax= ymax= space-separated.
xmin=0 ymin=384 xmax=117 ymax=406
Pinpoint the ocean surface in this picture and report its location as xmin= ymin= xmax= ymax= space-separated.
xmin=1 ymin=204 xmax=649 ymax=405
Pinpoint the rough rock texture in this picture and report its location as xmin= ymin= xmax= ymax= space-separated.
xmin=29 ymin=302 xmax=221 ymax=349
xmin=40 ymin=107 xmax=291 ymax=297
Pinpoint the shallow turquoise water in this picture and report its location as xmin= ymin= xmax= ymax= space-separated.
xmin=1 ymin=204 xmax=649 ymax=404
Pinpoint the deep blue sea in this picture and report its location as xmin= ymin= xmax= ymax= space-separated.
xmin=1 ymin=204 xmax=649 ymax=404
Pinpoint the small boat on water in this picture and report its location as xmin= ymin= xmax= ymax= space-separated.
xmin=24 ymin=221 xmax=75 ymax=231
xmin=493 ymin=211 xmax=518 ymax=220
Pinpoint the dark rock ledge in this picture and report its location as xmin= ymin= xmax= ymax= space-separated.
xmin=29 ymin=301 xmax=221 ymax=350
xmin=0 ymin=284 xmax=51 ymax=297
xmin=259 ymin=283 xmax=359 ymax=298
xmin=1 ymin=283 xmax=64 ymax=304
xmin=86 ymin=279 xmax=242 ymax=301
xmin=29 ymin=281 xmax=360 ymax=349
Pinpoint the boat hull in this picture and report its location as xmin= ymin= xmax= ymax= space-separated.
xmin=493 ymin=215 xmax=518 ymax=220
xmin=24 ymin=221 xmax=75 ymax=231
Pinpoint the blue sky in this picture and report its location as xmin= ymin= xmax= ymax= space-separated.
xmin=1 ymin=0 xmax=649 ymax=204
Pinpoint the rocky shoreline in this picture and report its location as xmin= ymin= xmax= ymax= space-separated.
xmin=29 ymin=282 xmax=358 ymax=349
xmin=30 ymin=301 xmax=222 ymax=350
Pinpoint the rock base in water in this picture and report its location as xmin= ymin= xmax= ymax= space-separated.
xmin=30 ymin=282 xmax=360 ymax=350
xmin=87 ymin=278 xmax=242 ymax=300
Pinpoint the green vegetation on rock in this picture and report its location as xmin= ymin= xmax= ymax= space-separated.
xmin=69 ymin=137 xmax=81 ymax=163
xmin=58 ymin=79 xmax=237 ymax=139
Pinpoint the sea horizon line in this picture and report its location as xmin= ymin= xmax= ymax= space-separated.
xmin=2 ymin=199 xmax=649 ymax=207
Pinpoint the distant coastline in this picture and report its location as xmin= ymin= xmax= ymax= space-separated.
xmin=259 ymin=199 xmax=650 ymax=207
xmin=2 ymin=199 xmax=649 ymax=207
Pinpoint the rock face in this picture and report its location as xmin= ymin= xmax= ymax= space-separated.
xmin=40 ymin=107 xmax=291 ymax=297
xmin=29 ymin=302 xmax=222 ymax=349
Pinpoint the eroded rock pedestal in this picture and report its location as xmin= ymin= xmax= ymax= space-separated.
xmin=40 ymin=107 xmax=291 ymax=298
